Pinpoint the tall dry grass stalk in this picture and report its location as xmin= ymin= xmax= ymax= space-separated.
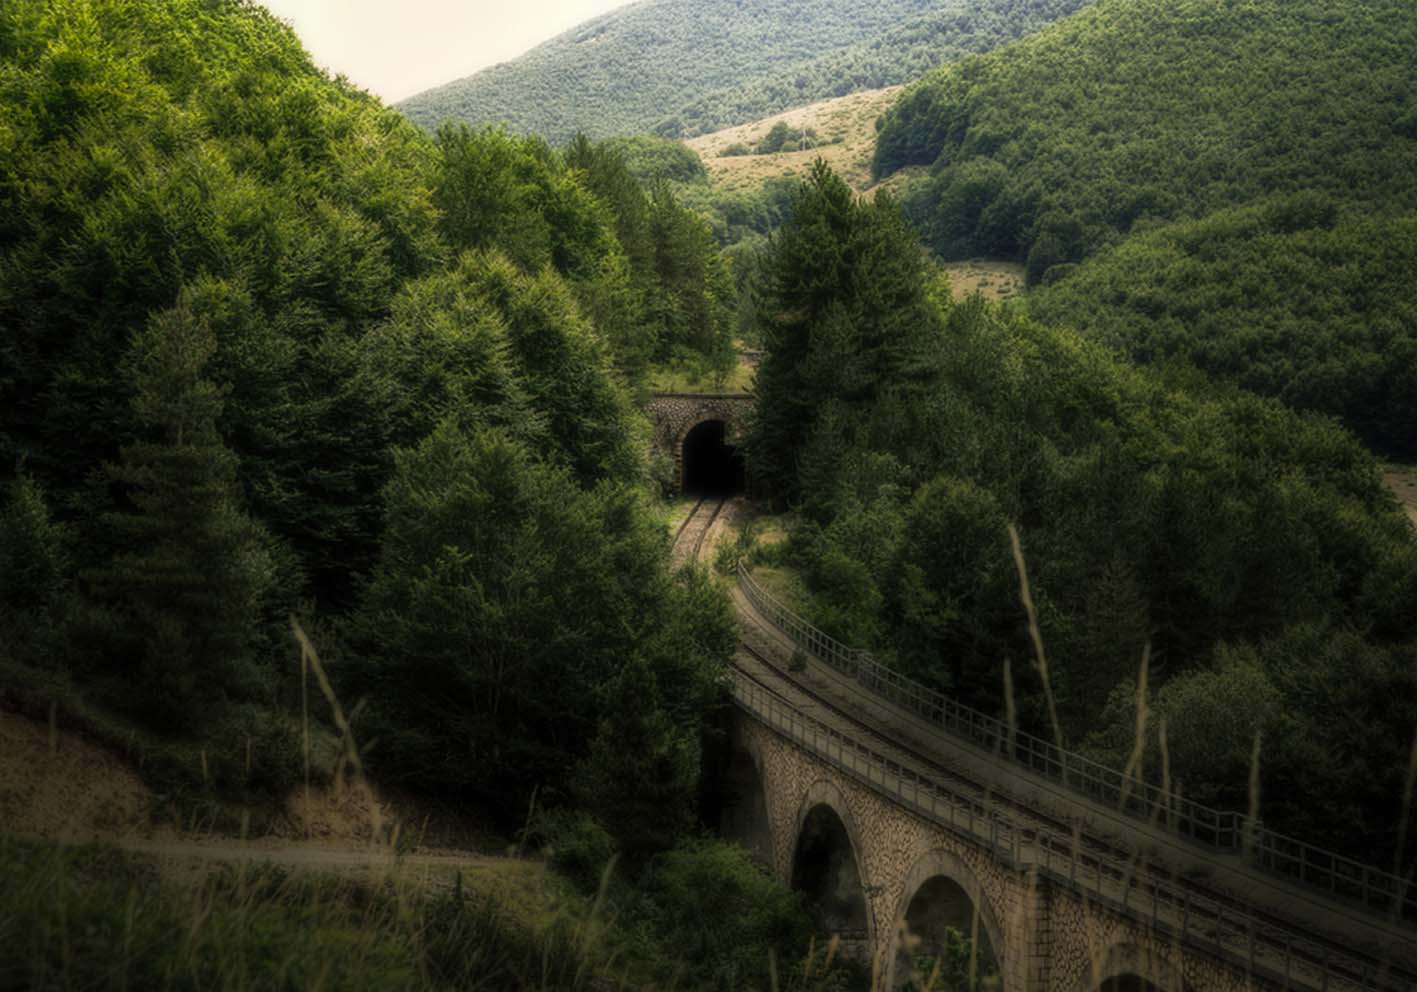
xmin=1395 ymin=731 xmax=1417 ymax=881
xmin=1245 ymin=731 xmax=1262 ymax=859
xmin=291 ymin=615 xmax=387 ymax=847
xmin=1006 ymin=524 xmax=1065 ymax=755
xmin=1001 ymin=657 xmax=1017 ymax=761
xmin=1153 ymin=715 xmax=1172 ymax=831
xmin=1118 ymin=642 xmax=1151 ymax=814
xmin=967 ymin=896 xmax=980 ymax=990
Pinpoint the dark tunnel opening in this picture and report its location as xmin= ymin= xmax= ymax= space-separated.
xmin=682 ymin=419 xmax=745 ymax=495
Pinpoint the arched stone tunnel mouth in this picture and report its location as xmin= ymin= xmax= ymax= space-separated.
xmin=791 ymin=804 xmax=869 ymax=937
xmin=894 ymin=875 xmax=1001 ymax=989
xmin=682 ymin=419 xmax=745 ymax=495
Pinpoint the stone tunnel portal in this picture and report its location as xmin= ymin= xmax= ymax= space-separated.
xmin=682 ymin=419 xmax=745 ymax=495
xmin=791 ymin=804 xmax=870 ymax=938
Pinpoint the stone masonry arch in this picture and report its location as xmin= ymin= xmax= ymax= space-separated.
xmin=646 ymin=393 xmax=753 ymax=493
xmin=790 ymin=779 xmax=876 ymax=953
xmin=884 ymin=847 xmax=1009 ymax=990
xmin=718 ymin=729 xmax=775 ymax=868
xmin=1075 ymin=943 xmax=1184 ymax=992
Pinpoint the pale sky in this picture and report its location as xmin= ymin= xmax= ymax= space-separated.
xmin=260 ymin=0 xmax=634 ymax=104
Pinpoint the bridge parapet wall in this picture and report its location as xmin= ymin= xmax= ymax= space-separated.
xmin=728 ymin=666 xmax=1375 ymax=992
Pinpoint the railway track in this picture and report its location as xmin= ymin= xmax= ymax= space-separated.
xmin=720 ymin=569 xmax=1414 ymax=988
xmin=675 ymin=495 xmax=1411 ymax=987
xmin=671 ymin=495 xmax=726 ymax=564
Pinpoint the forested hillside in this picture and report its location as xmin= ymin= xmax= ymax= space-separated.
xmin=875 ymin=0 xmax=1417 ymax=264
xmin=872 ymin=0 xmax=1417 ymax=457
xmin=0 ymin=2 xmax=842 ymax=984
xmin=744 ymin=164 xmax=1417 ymax=865
xmin=1028 ymin=200 xmax=1417 ymax=457
xmin=397 ymin=0 xmax=1092 ymax=143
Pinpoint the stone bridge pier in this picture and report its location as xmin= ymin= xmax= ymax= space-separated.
xmin=646 ymin=392 xmax=753 ymax=494
xmin=719 ymin=713 xmax=1250 ymax=992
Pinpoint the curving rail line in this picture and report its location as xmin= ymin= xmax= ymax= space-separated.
xmin=737 ymin=561 xmax=1417 ymax=928
xmin=685 ymin=508 xmax=1417 ymax=991
xmin=671 ymin=496 xmax=726 ymax=564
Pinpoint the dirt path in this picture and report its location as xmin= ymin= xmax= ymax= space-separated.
xmin=1383 ymin=467 xmax=1417 ymax=526
xmin=116 ymin=838 xmax=512 ymax=875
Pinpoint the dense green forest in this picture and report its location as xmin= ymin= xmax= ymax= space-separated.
xmin=1028 ymin=199 xmax=1417 ymax=457
xmin=5 ymin=0 xmax=1417 ymax=981
xmin=397 ymin=0 xmax=1091 ymax=143
xmin=875 ymin=0 xmax=1417 ymax=261
xmin=872 ymin=0 xmax=1417 ymax=458
xmin=0 ymin=3 xmax=825 ymax=986
xmin=745 ymin=164 xmax=1417 ymax=863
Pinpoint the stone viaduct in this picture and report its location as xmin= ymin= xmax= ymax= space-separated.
xmin=717 ymin=569 xmax=1417 ymax=992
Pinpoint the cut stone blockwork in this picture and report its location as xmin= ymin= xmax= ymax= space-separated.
xmin=646 ymin=392 xmax=752 ymax=492
xmin=727 ymin=716 xmax=1258 ymax=992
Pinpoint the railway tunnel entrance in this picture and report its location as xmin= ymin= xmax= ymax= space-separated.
xmin=682 ymin=420 xmax=745 ymax=495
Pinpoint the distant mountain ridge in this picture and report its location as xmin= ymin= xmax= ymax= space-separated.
xmin=397 ymin=0 xmax=1093 ymax=143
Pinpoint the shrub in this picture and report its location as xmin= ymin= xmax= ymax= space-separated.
xmin=534 ymin=808 xmax=617 ymax=895
xmin=643 ymin=838 xmax=814 ymax=988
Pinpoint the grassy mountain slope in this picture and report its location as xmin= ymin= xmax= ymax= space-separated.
xmin=397 ymin=0 xmax=1093 ymax=143
xmin=687 ymin=86 xmax=902 ymax=195
xmin=680 ymin=88 xmax=1027 ymax=301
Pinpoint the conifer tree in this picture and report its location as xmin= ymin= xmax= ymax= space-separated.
xmin=747 ymin=161 xmax=943 ymax=504
xmin=90 ymin=297 xmax=274 ymax=726
xmin=574 ymin=655 xmax=699 ymax=867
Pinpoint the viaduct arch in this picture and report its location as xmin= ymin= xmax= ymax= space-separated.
xmin=718 ymin=577 xmax=1413 ymax=991
xmin=726 ymin=710 xmax=1259 ymax=992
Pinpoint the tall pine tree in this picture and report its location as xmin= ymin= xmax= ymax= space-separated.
xmin=90 ymin=296 xmax=276 ymax=727
xmin=746 ymin=161 xmax=943 ymax=505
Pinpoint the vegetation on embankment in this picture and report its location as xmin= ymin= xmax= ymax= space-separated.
xmin=744 ymin=163 xmax=1417 ymax=867
xmin=397 ymin=0 xmax=1093 ymax=143
xmin=0 ymin=837 xmax=618 ymax=992
xmin=0 ymin=4 xmax=845 ymax=985
xmin=0 ymin=834 xmax=856 ymax=992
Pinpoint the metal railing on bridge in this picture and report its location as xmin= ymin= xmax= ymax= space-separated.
xmin=728 ymin=669 xmax=1405 ymax=992
xmin=737 ymin=562 xmax=1417 ymax=927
